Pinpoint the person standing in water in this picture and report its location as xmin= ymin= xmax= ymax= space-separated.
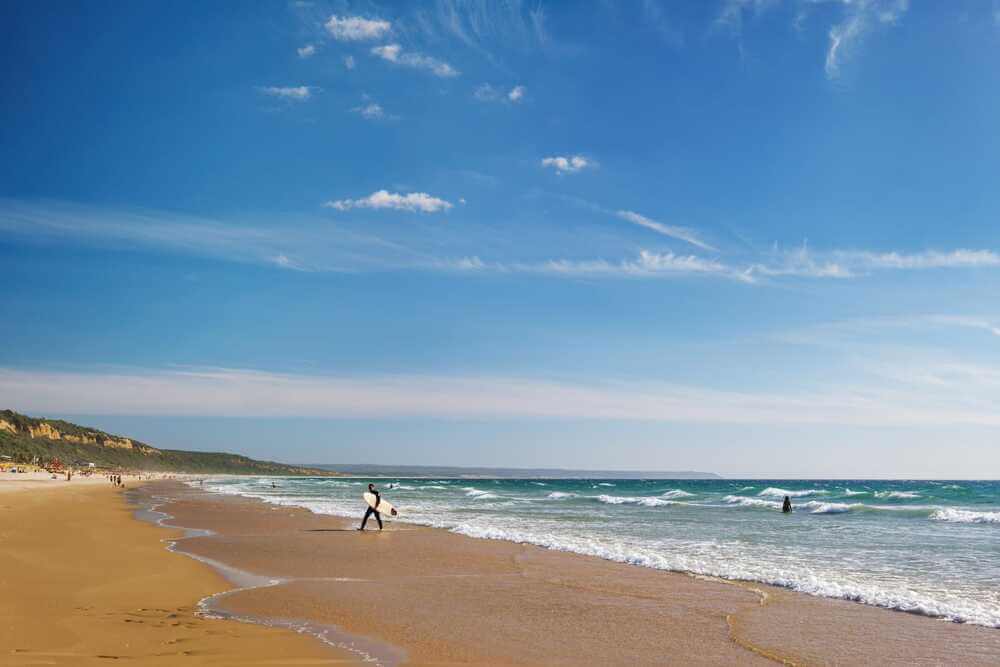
xmin=782 ymin=495 xmax=792 ymax=513
xmin=360 ymin=483 xmax=383 ymax=531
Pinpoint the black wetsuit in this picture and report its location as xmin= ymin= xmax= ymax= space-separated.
xmin=361 ymin=489 xmax=383 ymax=530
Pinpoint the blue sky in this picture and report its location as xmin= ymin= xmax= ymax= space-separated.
xmin=2 ymin=1 xmax=1000 ymax=477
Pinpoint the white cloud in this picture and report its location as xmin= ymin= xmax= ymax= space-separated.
xmin=749 ymin=245 xmax=853 ymax=279
xmin=541 ymin=155 xmax=595 ymax=174
xmin=371 ymin=44 xmax=459 ymax=77
xmin=824 ymin=0 xmax=910 ymax=79
xmin=534 ymin=250 xmax=750 ymax=281
xmin=715 ymin=0 xmax=909 ymax=80
xmin=715 ymin=0 xmax=780 ymax=35
xmin=615 ymin=210 xmax=715 ymax=251
xmin=351 ymin=102 xmax=393 ymax=121
xmin=256 ymin=85 xmax=313 ymax=101
xmin=841 ymin=249 xmax=1000 ymax=270
xmin=474 ymin=84 xmax=524 ymax=103
xmin=324 ymin=190 xmax=453 ymax=213
xmin=6 ymin=365 xmax=1000 ymax=427
xmin=474 ymin=83 xmax=499 ymax=101
xmin=297 ymin=44 xmax=316 ymax=59
xmin=0 ymin=199 xmax=424 ymax=273
xmin=325 ymin=15 xmax=391 ymax=41
xmin=445 ymin=250 xmax=751 ymax=282
xmin=344 ymin=55 xmax=356 ymax=70
xmin=746 ymin=246 xmax=1000 ymax=279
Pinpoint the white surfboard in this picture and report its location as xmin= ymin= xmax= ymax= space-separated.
xmin=363 ymin=491 xmax=397 ymax=516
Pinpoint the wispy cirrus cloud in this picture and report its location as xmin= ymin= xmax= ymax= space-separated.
xmin=715 ymin=0 xmax=909 ymax=79
xmin=541 ymin=155 xmax=595 ymax=174
xmin=297 ymin=44 xmax=316 ymax=59
xmin=474 ymin=83 xmax=526 ymax=103
xmin=5 ymin=365 xmax=1000 ymax=427
xmin=780 ymin=315 xmax=1000 ymax=348
xmin=371 ymin=44 xmax=459 ymax=77
xmin=325 ymin=15 xmax=391 ymax=41
xmin=443 ymin=250 xmax=752 ymax=282
xmin=825 ymin=0 xmax=909 ymax=79
xmin=0 ymin=199 xmax=422 ymax=273
xmin=746 ymin=246 xmax=999 ymax=279
xmin=425 ymin=0 xmax=550 ymax=61
xmin=615 ymin=210 xmax=715 ymax=251
xmin=256 ymin=85 xmax=314 ymax=101
xmin=351 ymin=101 xmax=396 ymax=121
xmin=748 ymin=245 xmax=853 ymax=279
xmin=841 ymin=249 xmax=1000 ymax=270
xmin=4 ymin=199 xmax=1000 ymax=285
xmin=324 ymin=190 xmax=453 ymax=213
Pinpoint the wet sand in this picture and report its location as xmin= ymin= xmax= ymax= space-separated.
xmin=149 ymin=481 xmax=1000 ymax=666
xmin=0 ymin=482 xmax=352 ymax=665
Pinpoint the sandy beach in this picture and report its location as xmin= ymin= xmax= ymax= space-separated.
xmin=0 ymin=478 xmax=350 ymax=665
xmin=2 ymin=475 xmax=998 ymax=665
xmin=138 ymin=481 xmax=1000 ymax=665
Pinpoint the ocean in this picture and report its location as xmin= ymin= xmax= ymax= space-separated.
xmin=199 ymin=476 xmax=1000 ymax=628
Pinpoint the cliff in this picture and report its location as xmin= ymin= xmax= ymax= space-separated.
xmin=0 ymin=410 xmax=336 ymax=476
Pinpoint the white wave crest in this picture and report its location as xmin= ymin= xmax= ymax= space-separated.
xmin=930 ymin=508 xmax=1000 ymax=525
xmin=724 ymin=495 xmax=781 ymax=509
xmin=875 ymin=491 xmax=921 ymax=499
xmin=843 ymin=488 xmax=869 ymax=496
xmin=758 ymin=487 xmax=824 ymax=498
xmin=662 ymin=489 xmax=695 ymax=499
xmin=595 ymin=495 xmax=672 ymax=507
xmin=803 ymin=501 xmax=857 ymax=514
xmin=546 ymin=491 xmax=576 ymax=500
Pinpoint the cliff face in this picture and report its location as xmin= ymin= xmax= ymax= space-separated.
xmin=0 ymin=413 xmax=159 ymax=455
xmin=28 ymin=422 xmax=62 ymax=440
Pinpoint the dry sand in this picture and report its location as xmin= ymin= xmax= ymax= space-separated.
xmin=149 ymin=481 xmax=1000 ymax=666
xmin=0 ymin=481 xmax=352 ymax=665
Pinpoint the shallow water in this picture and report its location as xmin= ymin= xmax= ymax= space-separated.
xmin=199 ymin=477 xmax=1000 ymax=628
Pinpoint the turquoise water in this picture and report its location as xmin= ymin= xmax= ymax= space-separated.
xmin=201 ymin=477 xmax=1000 ymax=627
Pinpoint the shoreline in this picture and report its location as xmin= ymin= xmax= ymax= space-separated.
xmin=132 ymin=485 xmax=407 ymax=665
xmin=0 ymin=480 xmax=352 ymax=665
xmin=200 ymin=476 xmax=1000 ymax=628
xmin=148 ymin=480 xmax=1000 ymax=665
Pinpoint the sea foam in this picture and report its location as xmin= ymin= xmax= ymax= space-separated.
xmin=758 ymin=487 xmax=824 ymax=498
xmin=930 ymin=508 xmax=1000 ymax=524
xmin=595 ymin=495 xmax=673 ymax=507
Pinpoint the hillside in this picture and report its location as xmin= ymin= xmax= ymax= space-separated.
xmin=0 ymin=410 xmax=334 ymax=475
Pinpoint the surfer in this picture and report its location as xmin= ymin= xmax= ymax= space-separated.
xmin=360 ymin=483 xmax=384 ymax=531
xmin=782 ymin=496 xmax=792 ymax=513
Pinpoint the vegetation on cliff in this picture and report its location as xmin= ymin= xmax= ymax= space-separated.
xmin=0 ymin=410 xmax=334 ymax=475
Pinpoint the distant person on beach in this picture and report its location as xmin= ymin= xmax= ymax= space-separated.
xmin=782 ymin=496 xmax=792 ymax=513
xmin=360 ymin=483 xmax=383 ymax=531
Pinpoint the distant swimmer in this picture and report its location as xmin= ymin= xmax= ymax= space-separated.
xmin=782 ymin=496 xmax=792 ymax=513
